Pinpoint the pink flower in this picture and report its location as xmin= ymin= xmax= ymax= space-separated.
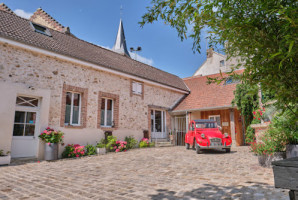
xmin=115 ymin=149 xmax=120 ymax=152
xmin=61 ymin=136 xmax=64 ymax=138
xmin=76 ymin=154 xmax=79 ymax=157
xmin=258 ymin=118 xmax=260 ymax=120
xmin=47 ymin=143 xmax=51 ymax=146
xmin=253 ymin=111 xmax=256 ymax=115
xmin=37 ymin=161 xmax=40 ymax=163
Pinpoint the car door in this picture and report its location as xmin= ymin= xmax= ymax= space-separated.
xmin=189 ymin=122 xmax=195 ymax=145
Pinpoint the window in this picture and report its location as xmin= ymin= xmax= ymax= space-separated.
xmin=220 ymin=60 xmax=225 ymax=67
xmin=225 ymin=77 xmax=240 ymax=85
xmin=101 ymin=98 xmax=114 ymax=127
xmin=30 ymin=22 xmax=52 ymax=36
xmin=209 ymin=115 xmax=221 ymax=127
xmin=16 ymin=96 xmax=39 ymax=107
xmin=132 ymin=81 xmax=142 ymax=95
xmin=65 ymin=92 xmax=81 ymax=125
xmin=13 ymin=111 xmax=36 ymax=136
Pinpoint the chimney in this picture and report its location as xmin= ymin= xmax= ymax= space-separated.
xmin=207 ymin=48 xmax=214 ymax=58
xmin=0 ymin=3 xmax=15 ymax=15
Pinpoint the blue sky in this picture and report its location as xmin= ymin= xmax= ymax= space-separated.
xmin=5 ymin=0 xmax=208 ymax=78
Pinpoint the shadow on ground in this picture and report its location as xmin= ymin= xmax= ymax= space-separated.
xmin=149 ymin=183 xmax=288 ymax=200
xmin=190 ymin=148 xmax=237 ymax=154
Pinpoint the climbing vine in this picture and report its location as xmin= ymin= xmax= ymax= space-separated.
xmin=232 ymin=83 xmax=259 ymax=127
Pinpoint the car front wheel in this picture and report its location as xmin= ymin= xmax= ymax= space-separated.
xmin=195 ymin=141 xmax=203 ymax=154
xmin=186 ymin=143 xmax=190 ymax=150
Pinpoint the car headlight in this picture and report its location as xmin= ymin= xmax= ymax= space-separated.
xmin=201 ymin=133 xmax=205 ymax=138
xmin=224 ymin=133 xmax=229 ymax=138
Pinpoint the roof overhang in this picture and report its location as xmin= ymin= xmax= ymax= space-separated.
xmin=171 ymin=105 xmax=236 ymax=113
xmin=0 ymin=36 xmax=189 ymax=94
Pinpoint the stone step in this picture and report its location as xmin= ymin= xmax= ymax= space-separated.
xmin=155 ymin=142 xmax=174 ymax=147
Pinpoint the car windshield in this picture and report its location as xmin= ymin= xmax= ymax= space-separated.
xmin=195 ymin=122 xmax=217 ymax=129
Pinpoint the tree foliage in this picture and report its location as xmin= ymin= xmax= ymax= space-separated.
xmin=140 ymin=0 xmax=298 ymax=114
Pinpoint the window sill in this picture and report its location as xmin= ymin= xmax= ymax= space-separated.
xmin=99 ymin=126 xmax=117 ymax=131
xmin=64 ymin=125 xmax=84 ymax=129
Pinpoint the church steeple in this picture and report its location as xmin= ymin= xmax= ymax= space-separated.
xmin=112 ymin=19 xmax=130 ymax=57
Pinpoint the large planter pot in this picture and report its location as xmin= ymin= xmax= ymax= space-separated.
xmin=258 ymin=152 xmax=286 ymax=168
xmin=286 ymin=144 xmax=298 ymax=158
xmin=44 ymin=143 xmax=58 ymax=161
xmin=96 ymin=148 xmax=106 ymax=155
xmin=0 ymin=155 xmax=11 ymax=165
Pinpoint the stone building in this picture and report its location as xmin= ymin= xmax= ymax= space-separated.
xmin=0 ymin=5 xmax=189 ymax=159
xmin=193 ymin=48 xmax=243 ymax=76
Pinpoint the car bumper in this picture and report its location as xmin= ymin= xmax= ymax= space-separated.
xmin=198 ymin=142 xmax=231 ymax=150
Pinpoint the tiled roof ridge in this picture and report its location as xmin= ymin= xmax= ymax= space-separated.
xmin=0 ymin=3 xmax=15 ymax=15
xmin=184 ymin=69 xmax=244 ymax=81
xmin=30 ymin=8 xmax=64 ymax=32
xmin=0 ymin=9 xmax=188 ymax=91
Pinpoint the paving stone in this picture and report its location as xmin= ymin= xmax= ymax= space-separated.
xmin=0 ymin=147 xmax=289 ymax=199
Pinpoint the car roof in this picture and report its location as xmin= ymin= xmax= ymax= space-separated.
xmin=194 ymin=119 xmax=216 ymax=123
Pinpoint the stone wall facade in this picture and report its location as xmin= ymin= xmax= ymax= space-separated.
xmin=0 ymin=42 xmax=185 ymax=158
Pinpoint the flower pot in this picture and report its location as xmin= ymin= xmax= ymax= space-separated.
xmin=44 ymin=143 xmax=58 ymax=161
xmin=0 ymin=155 xmax=11 ymax=165
xmin=286 ymin=144 xmax=298 ymax=158
xmin=258 ymin=152 xmax=286 ymax=167
xmin=96 ymin=148 xmax=106 ymax=155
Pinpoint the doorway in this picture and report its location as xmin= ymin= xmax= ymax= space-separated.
xmin=11 ymin=96 xmax=40 ymax=158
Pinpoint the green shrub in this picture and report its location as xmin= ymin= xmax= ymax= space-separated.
xmin=149 ymin=142 xmax=155 ymax=147
xmin=96 ymin=142 xmax=105 ymax=148
xmin=139 ymin=141 xmax=148 ymax=148
xmin=245 ymin=126 xmax=255 ymax=144
xmin=124 ymin=136 xmax=138 ymax=149
xmin=106 ymin=135 xmax=117 ymax=151
xmin=85 ymin=144 xmax=96 ymax=156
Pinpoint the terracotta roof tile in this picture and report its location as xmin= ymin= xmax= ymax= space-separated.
xmin=0 ymin=10 xmax=189 ymax=92
xmin=173 ymin=70 xmax=244 ymax=111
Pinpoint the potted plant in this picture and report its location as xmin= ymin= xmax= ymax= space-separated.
xmin=96 ymin=142 xmax=106 ymax=155
xmin=250 ymin=128 xmax=286 ymax=167
xmin=0 ymin=150 xmax=10 ymax=165
xmin=38 ymin=127 xmax=64 ymax=161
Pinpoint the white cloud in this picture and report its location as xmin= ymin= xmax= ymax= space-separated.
xmin=14 ymin=9 xmax=33 ymax=19
xmin=101 ymin=46 xmax=154 ymax=66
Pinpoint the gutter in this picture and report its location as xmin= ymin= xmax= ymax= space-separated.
xmin=172 ymin=105 xmax=237 ymax=113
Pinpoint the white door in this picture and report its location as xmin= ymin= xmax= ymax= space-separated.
xmin=151 ymin=110 xmax=166 ymax=138
xmin=11 ymin=96 xmax=40 ymax=158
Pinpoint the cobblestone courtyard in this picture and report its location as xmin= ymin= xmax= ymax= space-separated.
xmin=0 ymin=146 xmax=289 ymax=200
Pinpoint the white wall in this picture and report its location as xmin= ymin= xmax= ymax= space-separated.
xmin=0 ymin=82 xmax=51 ymax=159
xmin=193 ymin=50 xmax=244 ymax=76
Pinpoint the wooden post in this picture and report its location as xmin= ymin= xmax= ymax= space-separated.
xmin=230 ymin=108 xmax=236 ymax=147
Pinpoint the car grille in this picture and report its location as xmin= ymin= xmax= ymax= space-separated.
xmin=210 ymin=138 xmax=222 ymax=143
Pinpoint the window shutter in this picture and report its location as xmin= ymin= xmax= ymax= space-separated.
xmin=132 ymin=82 xmax=137 ymax=93
xmin=137 ymin=83 xmax=142 ymax=94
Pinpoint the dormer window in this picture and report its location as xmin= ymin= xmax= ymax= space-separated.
xmin=220 ymin=60 xmax=225 ymax=67
xmin=30 ymin=22 xmax=52 ymax=37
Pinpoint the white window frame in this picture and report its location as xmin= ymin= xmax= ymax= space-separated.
xmin=132 ymin=81 xmax=142 ymax=95
xmin=209 ymin=115 xmax=221 ymax=126
xmin=101 ymin=98 xmax=114 ymax=127
xmin=65 ymin=92 xmax=81 ymax=126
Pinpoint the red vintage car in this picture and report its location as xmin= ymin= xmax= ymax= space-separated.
xmin=185 ymin=119 xmax=232 ymax=153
